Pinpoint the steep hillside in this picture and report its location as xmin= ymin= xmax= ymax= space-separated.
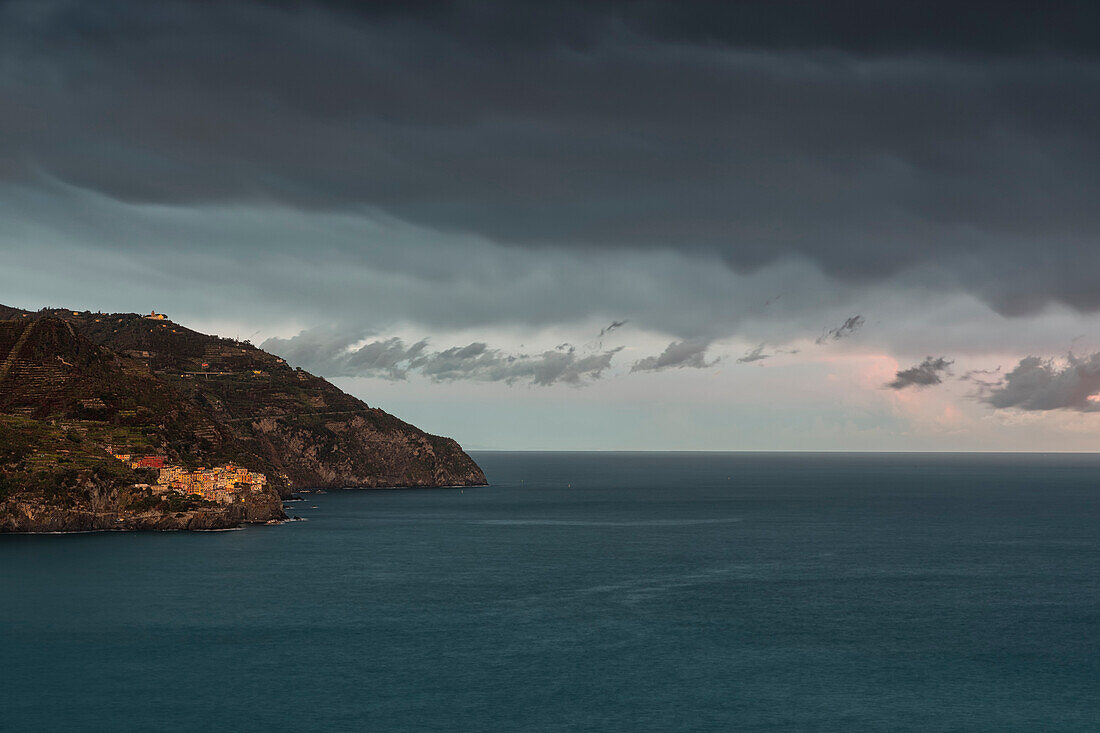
xmin=3 ymin=306 xmax=486 ymax=494
xmin=0 ymin=319 xmax=286 ymax=531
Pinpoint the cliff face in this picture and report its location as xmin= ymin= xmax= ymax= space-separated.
xmin=0 ymin=306 xmax=485 ymax=532
xmin=249 ymin=412 xmax=486 ymax=489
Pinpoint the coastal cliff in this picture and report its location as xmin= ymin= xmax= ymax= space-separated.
xmin=0 ymin=306 xmax=486 ymax=532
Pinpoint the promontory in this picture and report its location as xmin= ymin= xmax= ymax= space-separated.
xmin=0 ymin=305 xmax=486 ymax=532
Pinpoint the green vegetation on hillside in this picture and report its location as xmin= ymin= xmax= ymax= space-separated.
xmin=0 ymin=415 xmax=148 ymax=505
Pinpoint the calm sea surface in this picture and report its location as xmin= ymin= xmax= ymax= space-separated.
xmin=3 ymin=452 xmax=1100 ymax=731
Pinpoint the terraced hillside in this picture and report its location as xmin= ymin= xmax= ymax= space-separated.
xmin=0 ymin=319 xmax=286 ymax=531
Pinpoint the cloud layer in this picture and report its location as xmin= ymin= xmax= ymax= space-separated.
xmin=1 ymin=0 xmax=1099 ymax=323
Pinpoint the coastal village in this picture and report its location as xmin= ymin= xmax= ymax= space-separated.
xmin=107 ymin=448 xmax=268 ymax=504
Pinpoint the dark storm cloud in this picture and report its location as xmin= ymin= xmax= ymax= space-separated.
xmin=2 ymin=1 xmax=1100 ymax=318
xmin=631 ymin=339 xmax=717 ymax=372
xmin=266 ymin=1 xmax=1100 ymax=57
xmin=816 ymin=316 xmax=865 ymax=345
xmin=982 ymin=353 xmax=1100 ymax=411
xmin=261 ymin=329 xmax=620 ymax=385
xmin=886 ymin=356 xmax=953 ymax=390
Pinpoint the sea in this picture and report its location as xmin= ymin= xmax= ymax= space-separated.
xmin=3 ymin=452 xmax=1099 ymax=731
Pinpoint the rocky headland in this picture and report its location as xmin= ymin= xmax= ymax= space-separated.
xmin=0 ymin=305 xmax=486 ymax=532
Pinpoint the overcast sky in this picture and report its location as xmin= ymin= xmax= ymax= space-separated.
xmin=3 ymin=0 xmax=1100 ymax=450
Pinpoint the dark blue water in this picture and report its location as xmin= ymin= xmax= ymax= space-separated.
xmin=3 ymin=452 xmax=1100 ymax=731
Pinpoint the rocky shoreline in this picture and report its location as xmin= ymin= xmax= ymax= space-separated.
xmin=0 ymin=490 xmax=287 ymax=533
